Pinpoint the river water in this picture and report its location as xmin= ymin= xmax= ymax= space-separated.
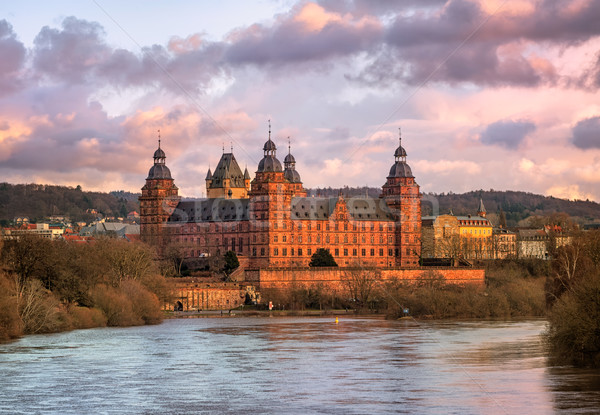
xmin=0 ymin=317 xmax=599 ymax=414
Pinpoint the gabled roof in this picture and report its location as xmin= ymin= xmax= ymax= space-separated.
xmin=210 ymin=153 xmax=246 ymax=188
xmin=290 ymin=197 xmax=395 ymax=221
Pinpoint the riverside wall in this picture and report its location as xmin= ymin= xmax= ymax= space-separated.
xmin=167 ymin=267 xmax=485 ymax=310
xmin=246 ymin=266 xmax=485 ymax=290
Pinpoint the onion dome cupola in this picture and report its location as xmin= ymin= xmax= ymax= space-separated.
xmin=388 ymin=127 xmax=413 ymax=178
xmin=257 ymin=120 xmax=283 ymax=172
xmin=284 ymin=139 xmax=302 ymax=183
xmin=147 ymin=135 xmax=173 ymax=179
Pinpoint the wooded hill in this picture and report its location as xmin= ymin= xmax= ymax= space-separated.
xmin=309 ymin=186 xmax=600 ymax=227
xmin=0 ymin=183 xmax=139 ymax=225
xmin=0 ymin=182 xmax=598 ymax=227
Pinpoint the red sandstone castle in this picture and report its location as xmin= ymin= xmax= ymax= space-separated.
xmin=140 ymin=128 xmax=421 ymax=268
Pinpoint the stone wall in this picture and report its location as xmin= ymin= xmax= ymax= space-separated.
xmin=253 ymin=267 xmax=485 ymax=290
xmin=165 ymin=279 xmax=259 ymax=311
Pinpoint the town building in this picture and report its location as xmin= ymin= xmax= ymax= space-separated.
xmin=421 ymin=199 xmax=493 ymax=260
xmin=140 ymin=129 xmax=422 ymax=268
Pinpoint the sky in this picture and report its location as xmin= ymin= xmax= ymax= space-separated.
xmin=0 ymin=0 xmax=599 ymax=202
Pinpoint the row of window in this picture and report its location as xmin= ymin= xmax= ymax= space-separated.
xmin=267 ymin=247 xmax=414 ymax=257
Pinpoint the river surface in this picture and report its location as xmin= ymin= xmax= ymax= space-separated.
xmin=0 ymin=317 xmax=599 ymax=414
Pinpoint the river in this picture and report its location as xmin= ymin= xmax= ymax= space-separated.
xmin=0 ymin=317 xmax=599 ymax=414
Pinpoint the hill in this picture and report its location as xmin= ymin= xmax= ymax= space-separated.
xmin=0 ymin=182 xmax=598 ymax=227
xmin=0 ymin=183 xmax=140 ymax=224
xmin=309 ymin=186 xmax=600 ymax=227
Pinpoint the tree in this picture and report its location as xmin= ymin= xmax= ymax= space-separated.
xmin=341 ymin=267 xmax=380 ymax=308
xmin=223 ymin=250 xmax=240 ymax=275
xmin=498 ymin=209 xmax=507 ymax=228
xmin=309 ymin=248 xmax=337 ymax=267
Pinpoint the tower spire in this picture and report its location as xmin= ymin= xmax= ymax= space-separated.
xmin=288 ymin=136 xmax=291 ymax=155
xmin=268 ymin=119 xmax=271 ymax=140
xmin=398 ymin=127 xmax=401 ymax=148
xmin=158 ymin=129 xmax=161 ymax=149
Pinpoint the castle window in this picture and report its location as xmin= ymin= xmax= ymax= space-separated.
xmin=326 ymin=235 xmax=330 ymax=243
xmin=252 ymin=247 xmax=256 ymax=256
xmin=371 ymin=236 xmax=374 ymax=243
xmin=344 ymin=224 xmax=348 ymax=231
xmin=352 ymin=249 xmax=357 ymax=256
xmin=282 ymin=248 xmax=287 ymax=256
xmin=317 ymin=236 xmax=321 ymax=243
xmin=282 ymin=235 xmax=287 ymax=242
xmin=379 ymin=249 xmax=384 ymax=256
xmin=335 ymin=248 xmax=339 ymax=256
xmin=308 ymin=235 xmax=312 ymax=243
xmin=274 ymin=236 xmax=278 ymax=243
xmin=307 ymin=248 xmax=312 ymax=256
xmin=370 ymin=249 xmax=375 ymax=256
xmin=261 ymin=248 xmax=265 ymax=256
xmin=379 ymin=224 xmax=384 ymax=231
xmin=291 ymin=248 xmax=294 ymax=256
xmin=361 ymin=236 xmax=366 ymax=243
xmin=353 ymin=236 xmax=357 ymax=243
xmin=298 ymin=223 xmax=302 ymax=230
xmin=326 ymin=224 xmax=330 ymax=231
xmin=335 ymin=235 xmax=339 ymax=243
xmin=274 ymin=248 xmax=278 ymax=256
xmin=335 ymin=224 xmax=338 ymax=231
xmin=362 ymin=249 xmax=366 ymax=256
xmin=344 ymin=248 xmax=348 ymax=256
xmin=389 ymin=249 xmax=393 ymax=257
xmin=298 ymin=248 xmax=303 ymax=256
xmin=317 ymin=223 xmax=321 ymax=230
xmin=344 ymin=235 xmax=348 ymax=243
xmin=379 ymin=236 xmax=384 ymax=244
xmin=298 ymin=236 xmax=302 ymax=243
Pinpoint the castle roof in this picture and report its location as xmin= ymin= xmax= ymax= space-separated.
xmin=210 ymin=153 xmax=246 ymax=188
xmin=168 ymin=199 xmax=251 ymax=222
xmin=168 ymin=196 xmax=396 ymax=223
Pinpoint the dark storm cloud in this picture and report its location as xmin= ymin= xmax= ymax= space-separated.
xmin=480 ymin=119 xmax=536 ymax=149
xmin=572 ymin=116 xmax=600 ymax=149
xmin=0 ymin=20 xmax=26 ymax=95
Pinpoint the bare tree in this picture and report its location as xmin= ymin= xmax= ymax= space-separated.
xmin=341 ymin=266 xmax=381 ymax=308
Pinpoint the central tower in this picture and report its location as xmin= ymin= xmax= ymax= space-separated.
xmin=381 ymin=129 xmax=421 ymax=266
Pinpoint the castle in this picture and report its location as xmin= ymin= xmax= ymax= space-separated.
xmin=139 ymin=128 xmax=422 ymax=269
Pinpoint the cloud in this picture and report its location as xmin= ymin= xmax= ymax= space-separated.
xmin=224 ymin=2 xmax=383 ymax=67
xmin=479 ymin=119 xmax=536 ymax=149
xmin=351 ymin=0 xmax=600 ymax=88
xmin=0 ymin=20 xmax=26 ymax=95
xmin=572 ymin=116 xmax=600 ymax=149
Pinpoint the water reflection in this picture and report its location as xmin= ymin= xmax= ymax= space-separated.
xmin=0 ymin=318 xmax=598 ymax=414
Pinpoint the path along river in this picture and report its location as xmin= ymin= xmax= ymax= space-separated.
xmin=1 ymin=317 xmax=599 ymax=414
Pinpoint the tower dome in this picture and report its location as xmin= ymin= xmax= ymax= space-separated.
xmin=147 ymin=138 xmax=172 ymax=179
xmin=388 ymin=128 xmax=413 ymax=178
xmin=283 ymin=140 xmax=302 ymax=183
xmin=257 ymin=121 xmax=282 ymax=172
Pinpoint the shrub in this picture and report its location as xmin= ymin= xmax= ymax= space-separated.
xmin=547 ymin=272 xmax=600 ymax=367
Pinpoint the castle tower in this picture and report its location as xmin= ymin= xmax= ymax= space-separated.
xmin=283 ymin=139 xmax=307 ymax=197
xmin=206 ymin=150 xmax=250 ymax=199
xmin=381 ymin=128 xmax=421 ymax=266
xmin=139 ymin=135 xmax=180 ymax=246
xmin=249 ymin=122 xmax=292 ymax=267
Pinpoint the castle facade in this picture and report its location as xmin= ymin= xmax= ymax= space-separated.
xmin=140 ymin=130 xmax=421 ymax=268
